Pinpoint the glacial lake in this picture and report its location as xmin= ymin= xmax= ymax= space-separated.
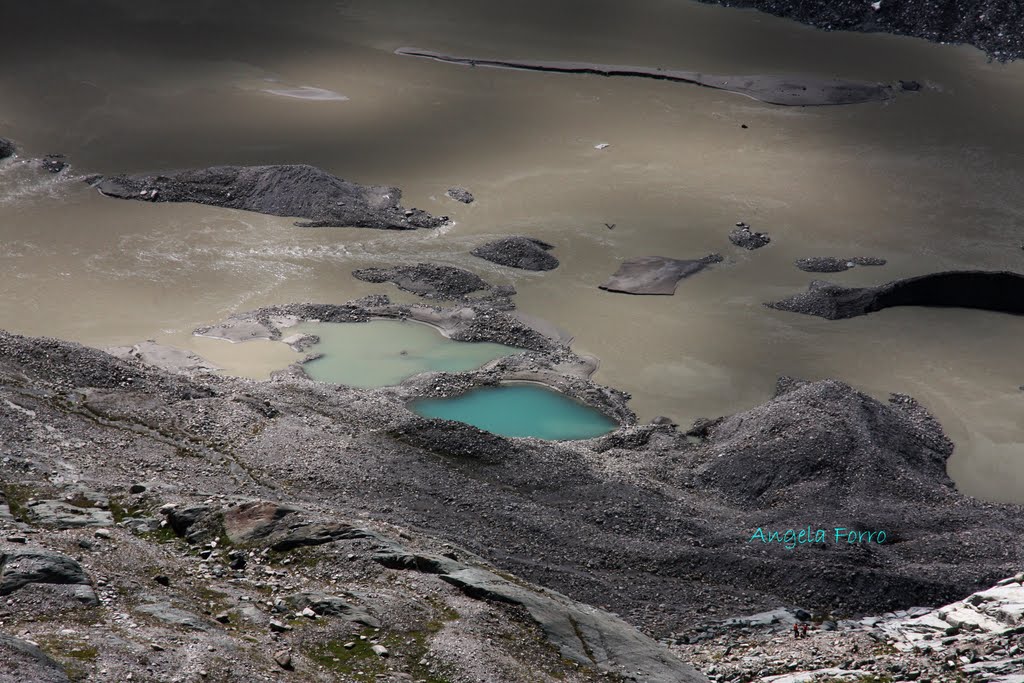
xmin=4 ymin=0 xmax=1024 ymax=500
xmin=409 ymin=384 xmax=617 ymax=440
xmin=294 ymin=319 xmax=521 ymax=388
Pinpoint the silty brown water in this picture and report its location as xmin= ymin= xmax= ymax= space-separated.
xmin=1 ymin=0 xmax=1022 ymax=500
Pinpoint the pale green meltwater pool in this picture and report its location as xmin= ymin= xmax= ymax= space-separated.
xmin=295 ymin=319 xmax=520 ymax=388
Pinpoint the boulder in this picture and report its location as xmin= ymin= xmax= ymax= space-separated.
xmin=0 ymin=549 xmax=92 ymax=595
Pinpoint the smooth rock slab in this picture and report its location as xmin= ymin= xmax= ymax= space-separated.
xmin=0 ymin=549 xmax=92 ymax=595
xmin=136 ymin=601 xmax=209 ymax=631
xmin=283 ymin=591 xmax=380 ymax=627
xmin=599 ymin=254 xmax=722 ymax=295
xmin=91 ymin=164 xmax=447 ymax=229
xmin=25 ymin=500 xmax=113 ymax=529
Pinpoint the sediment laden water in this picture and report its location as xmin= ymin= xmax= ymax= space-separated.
xmin=1 ymin=1 xmax=1023 ymax=500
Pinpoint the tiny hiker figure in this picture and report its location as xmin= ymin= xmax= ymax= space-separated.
xmin=801 ymin=623 xmax=809 ymax=638
xmin=793 ymin=623 xmax=799 ymax=639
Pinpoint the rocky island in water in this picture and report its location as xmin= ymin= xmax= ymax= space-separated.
xmin=1 ymin=2 xmax=1023 ymax=682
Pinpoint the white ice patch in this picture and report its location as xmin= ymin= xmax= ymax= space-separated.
xmin=260 ymin=85 xmax=349 ymax=101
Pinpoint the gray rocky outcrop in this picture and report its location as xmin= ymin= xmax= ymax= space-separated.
xmin=90 ymin=164 xmax=447 ymax=229
xmin=164 ymin=500 xmax=379 ymax=551
xmin=471 ymin=236 xmax=559 ymax=271
xmin=599 ymin=254 xmax=722 ymax=294
xmin=0 ymin=548 xmax=92 ymax=595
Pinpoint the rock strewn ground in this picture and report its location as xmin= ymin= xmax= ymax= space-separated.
xmin=678 ymin=573 xmax=1024 ymax=682
xmin=2 ymin=318 xmax=1022 ymax=653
